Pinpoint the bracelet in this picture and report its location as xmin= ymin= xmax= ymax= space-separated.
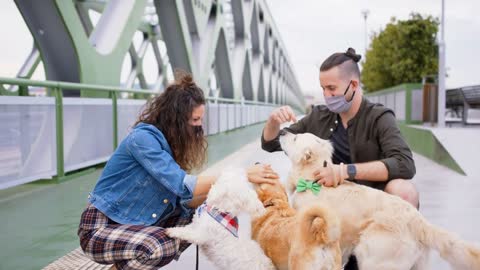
xmin=339 ymin=163 xmax=347 ymax=183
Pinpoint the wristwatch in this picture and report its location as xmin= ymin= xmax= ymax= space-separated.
xmin=347 ymin=164 xmax=356 ymax=181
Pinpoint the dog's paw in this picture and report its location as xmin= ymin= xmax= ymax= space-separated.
xmin=165 ymin=228 xmax=181 ymax=239
xmin=166 ymin=226 xmax=202 ymax=244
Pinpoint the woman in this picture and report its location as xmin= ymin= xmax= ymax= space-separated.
xmin=78 ymin=72 xmax=278 ymax=269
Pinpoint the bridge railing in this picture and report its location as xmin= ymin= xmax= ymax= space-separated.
xmin=366 ymin=83 xmax=480 ymax=125
xmin=0 ymin=77 xmax=277 ymax=190
xmin=365 ymin=83 xmax=424 ymax=124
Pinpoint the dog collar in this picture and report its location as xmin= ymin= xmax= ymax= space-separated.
xmin=198 ymin=203 xmax=239 ymax=237
xmin=296 ymin=178 xmax=322 ymax=195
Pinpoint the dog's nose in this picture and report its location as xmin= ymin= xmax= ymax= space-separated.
xmin=279 ymin=129 xmax=287 ymax=136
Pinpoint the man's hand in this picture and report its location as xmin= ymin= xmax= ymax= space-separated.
xmin=268 ymin=106 xmax=297 ymax=126
xmin=247 ymin=164 xmax=279 ymax=185
xmin=313 ymin=163 xmax=348 ymax=187
xmin=263 ymin=106 xmax=297 ymax=142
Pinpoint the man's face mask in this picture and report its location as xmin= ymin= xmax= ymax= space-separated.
xmin=324 ymin=80 xmax=356 ymax=113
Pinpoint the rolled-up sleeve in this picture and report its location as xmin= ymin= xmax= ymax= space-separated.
xmin=377 ymin=112 xmax=416 ymax=180
xmin=261 ymin=131 xmax=282 ymax=152
xmin=180 ymin=174 xmax=197 ymax=211
xmin=127 ymin=130 xmax=197 ymax=207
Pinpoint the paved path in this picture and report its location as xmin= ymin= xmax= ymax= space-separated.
xmin=40 ymin=135 xmax=480 ymax=270
xmin=414 ymin=125 xmax=480 ymax=178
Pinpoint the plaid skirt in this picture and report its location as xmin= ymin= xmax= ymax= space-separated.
xmin=78 ymin=204 xmax=193 ymax=270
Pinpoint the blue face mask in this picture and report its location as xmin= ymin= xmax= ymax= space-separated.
xmin=325 ymin=81 xmax=356 ymax=113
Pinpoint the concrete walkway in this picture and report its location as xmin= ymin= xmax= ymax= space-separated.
xmin=35 ymin=133 xmax=480 ymax=270
xmin=414 ymin=125 xmax=480 ymax=178
xmin=412 ymin=150 xmax=480 ymax=269
xmin=164 ymin=139 xmax=480 ymax=270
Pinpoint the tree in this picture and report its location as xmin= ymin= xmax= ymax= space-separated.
xmin=361 ymin=13 xmax=439 ymax=92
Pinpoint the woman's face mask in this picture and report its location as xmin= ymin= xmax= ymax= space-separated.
xmin=188 ymin=105 xmax=205 ymax=137
xmin=192 ymin=125 xmax=204 ymax=137
xmin=324 ymin=80 xmax=356 ymax=113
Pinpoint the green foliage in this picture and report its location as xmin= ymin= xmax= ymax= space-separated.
xmin=361 ymin=13 xmax=439 ymax=92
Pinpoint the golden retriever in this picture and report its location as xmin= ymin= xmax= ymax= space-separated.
xmin=251 ymin=180 xmax=342 ymax=270
xmin=280 ymin=131 xmax=480 ymax=270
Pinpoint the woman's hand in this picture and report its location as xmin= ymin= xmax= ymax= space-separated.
xmin=247 ymin=164 xmax=279 ymax=185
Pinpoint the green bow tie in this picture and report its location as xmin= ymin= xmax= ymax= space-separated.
xmin=296 ymin=178 xmax=322 ymax=195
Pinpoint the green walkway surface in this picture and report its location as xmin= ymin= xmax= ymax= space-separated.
xmin=0 ymin=170 xmax=100 ymax=270
xmin=0 ymin=123 xmax=266 ymax=270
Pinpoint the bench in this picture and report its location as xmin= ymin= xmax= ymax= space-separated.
xmin=42 ymin=248 xmax=112 ymax=270
xmin=465 ymin=108 xmax=480 ymax=124
xmin=446 ymin=85 xmax=480 ymax=125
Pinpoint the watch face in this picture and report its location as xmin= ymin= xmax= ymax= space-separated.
xmin=347 ymin=164 xmax=356 ymax=179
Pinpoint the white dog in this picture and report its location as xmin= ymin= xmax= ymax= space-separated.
xmin=280 ymin=131 xmax=480 ymax=270
xmin=166 ymin=168 xmax=276 ymax=270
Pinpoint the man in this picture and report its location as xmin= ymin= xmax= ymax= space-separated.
xmin=261 ymin=48 xmax=419 ymax=269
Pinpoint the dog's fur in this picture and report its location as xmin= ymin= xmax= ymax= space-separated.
xmin=166 ymin=168 xmax=275 ymax=270
xmin=251 ymin=181 xmax=342 ymax=270
xmin=280 ymin=131 xmax=480 ymax=270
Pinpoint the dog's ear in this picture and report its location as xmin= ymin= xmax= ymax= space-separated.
xmin=263 ymin=198 xmax=275 ymax=207
xmin=320 ymin=140 xmax=334 ymax=158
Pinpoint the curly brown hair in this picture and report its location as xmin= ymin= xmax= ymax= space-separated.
xmin=135 ymin=71 xmax=207 ymax=172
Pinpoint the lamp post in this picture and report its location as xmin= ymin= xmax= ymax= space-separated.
xmin=361 ymin=9 xmax=370 ymax=56
xmin=438 ymin=0 xmax=446 ymax=127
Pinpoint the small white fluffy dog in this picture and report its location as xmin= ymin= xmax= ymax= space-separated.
xmin=280 ymin=131 xmax=480 ymax=270
xmin=166 ymin=168 xmax=276 ymax=270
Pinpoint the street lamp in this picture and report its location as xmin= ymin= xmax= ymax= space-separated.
xmin=437 ymin=0 xmax=446 ymax=127
xmin=361 ymin=9 xmax=370 ymax=56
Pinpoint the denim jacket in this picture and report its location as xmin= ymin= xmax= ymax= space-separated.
xmin=88 ymin=123 xmax=197 ymax=225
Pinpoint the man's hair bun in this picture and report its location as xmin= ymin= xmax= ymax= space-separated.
xmin=345 ymin=47 xmax=361 ymax=63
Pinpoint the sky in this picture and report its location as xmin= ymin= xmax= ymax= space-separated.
xmin=265 ymin=0 xmax=480 ymax=102
xmin=0 ymin=2 xmax=46 ymax=81
xmin=1 ymin=1 xmax=479 ymax=102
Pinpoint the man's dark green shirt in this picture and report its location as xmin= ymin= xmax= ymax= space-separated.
xmin=261 ymin=97 xmax=416 ymax=191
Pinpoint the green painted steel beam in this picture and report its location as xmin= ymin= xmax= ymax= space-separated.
xmin=11 ymin=0 xmax=306 ymax=110
xmin=54 ymin=0 xmax=149 ymax=98
xmin=53 ymin=87 xmax=65 ymax=179
xmin=111 ymin=91 xmax=118 ymax=149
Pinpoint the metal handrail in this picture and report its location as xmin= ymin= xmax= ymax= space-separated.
xmin=0 ymin=77 xmax=278 ymax=106
xmin=0 ymin=77 xmax=158 ymax=95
